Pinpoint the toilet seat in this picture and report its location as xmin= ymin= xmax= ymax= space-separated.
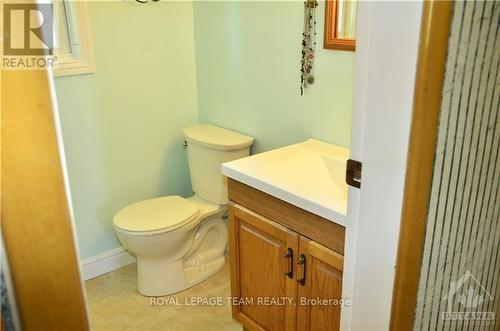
xmin=113 ymin=196 xmax=199 ymax=233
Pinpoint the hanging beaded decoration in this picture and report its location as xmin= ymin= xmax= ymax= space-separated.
xmin=300 ymin=0 xmax=318 ymax=95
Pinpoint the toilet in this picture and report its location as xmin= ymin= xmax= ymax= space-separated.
xmin=113 ymin=124 xmax=254 ymax=296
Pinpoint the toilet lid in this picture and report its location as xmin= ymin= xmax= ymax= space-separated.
xmin=113 ymin=196 xmax=199 ymax=232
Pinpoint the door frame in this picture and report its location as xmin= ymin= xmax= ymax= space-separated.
xmin=342 ymin=0 xmax=453 ymax=330
xmin=389 ymin=1 xmax=453 ymax=329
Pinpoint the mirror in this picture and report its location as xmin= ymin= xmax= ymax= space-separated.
xmin=324 ymin=0 xmax=357 ymax=51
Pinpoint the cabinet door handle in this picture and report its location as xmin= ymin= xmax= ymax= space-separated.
xmin=284 ymin=248 xmax=293 ymax=278
xmin=297 ymin=254 xmax=306 ymax=286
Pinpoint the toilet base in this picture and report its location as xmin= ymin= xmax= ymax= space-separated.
xmin=184 ymin=255 xmax=225 ymax=290
xmin=136 ymin=215 xmax=228 ymax=297
xmin=136 ymin=255 xmax=225 ymax=297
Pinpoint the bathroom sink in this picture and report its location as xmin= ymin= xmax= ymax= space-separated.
xmin=222 ymin=139 xmax=349 ymax=226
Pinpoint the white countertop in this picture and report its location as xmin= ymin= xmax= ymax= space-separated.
xmin=222 ymin=139 xmax=350 ymax=226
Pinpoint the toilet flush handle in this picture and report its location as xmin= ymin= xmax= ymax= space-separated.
xmin=183 ymin=141 xmax=188 ymax=149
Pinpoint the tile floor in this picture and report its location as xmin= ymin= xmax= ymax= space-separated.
xmin=84 ymin=259 xmax=242 ymax=331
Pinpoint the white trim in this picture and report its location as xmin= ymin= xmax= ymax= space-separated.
xmin=340 ymin=1 xmax=373 ymax=329
xmin=53 ymin=1 xmax=95 ymax=77
xmin=345 ymin=2 xmax=423 ymax=330
xmin=81 ymin=247 xmax=136 ymax=281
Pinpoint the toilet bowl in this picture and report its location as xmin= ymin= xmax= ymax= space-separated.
xmin=113 ymin=124 xmax=254 ymax=296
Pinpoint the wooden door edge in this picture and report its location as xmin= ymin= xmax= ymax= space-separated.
xmin=2 ymin=70 xmax=89 ymax=330
xmin=228 ymin=204 xmax=242 ymax=319
xmin=389 ymin=1 xmax=453 ymax=330
xmin=285 ymin=231 xmax=299 ymax=331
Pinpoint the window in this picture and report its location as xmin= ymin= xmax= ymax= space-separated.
xmin=52 ymin=0 xmax=94 ymax=76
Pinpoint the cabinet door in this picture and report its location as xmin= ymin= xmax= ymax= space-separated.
xmin=297 ymin=237 xmax=344 ymax=331
xmin=229 ymin=203 xmax=298 ymax=331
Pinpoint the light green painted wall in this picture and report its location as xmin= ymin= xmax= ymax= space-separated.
xmin=55 ymin=1 xmax=199 ymax=259
xmin=193 ymin=1 xmax=354 ymax=153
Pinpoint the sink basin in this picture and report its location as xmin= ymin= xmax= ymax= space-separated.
xmin=222 ymin=139 xmax=350 ymax=226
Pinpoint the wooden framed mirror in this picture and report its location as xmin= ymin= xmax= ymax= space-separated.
xmin=324 ymin=0 xmax=357 ymax=51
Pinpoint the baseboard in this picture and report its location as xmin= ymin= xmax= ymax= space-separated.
xmin=81 ymin=247 xmax=136 ymax=281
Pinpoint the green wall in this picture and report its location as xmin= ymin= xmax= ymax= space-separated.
xmin=55 ymin=1 xmax=199 ymax=259
xmin=56 ymin=1 xmax=354 ymax=260
xmin=193 ymin=1 xmax=354 ymax=153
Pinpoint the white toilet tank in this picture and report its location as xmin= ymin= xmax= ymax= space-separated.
xmin=182 ymin=124 xmax=254 ymax=205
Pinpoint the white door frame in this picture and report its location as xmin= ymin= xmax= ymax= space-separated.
xmin=341 ymin=1 xmax=424 ymax=330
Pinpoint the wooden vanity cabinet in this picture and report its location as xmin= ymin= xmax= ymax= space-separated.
xmin=228 ymin=179 xmax=345 ymax=331
xmin=229 ymin=204 xmax=299 ymax=331
xmin=296 ymin=237 xmax=344 ymax=331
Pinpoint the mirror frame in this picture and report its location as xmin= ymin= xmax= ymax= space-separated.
xmin=324 ymin=0 xmax=356 ymax=51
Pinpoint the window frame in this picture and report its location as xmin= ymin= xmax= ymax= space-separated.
xmin=52 ymin=0 xmax=95 ymax=76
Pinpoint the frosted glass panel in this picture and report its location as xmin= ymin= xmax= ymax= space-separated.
xmin=414 ymin=2 xmax=500 ymax=330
